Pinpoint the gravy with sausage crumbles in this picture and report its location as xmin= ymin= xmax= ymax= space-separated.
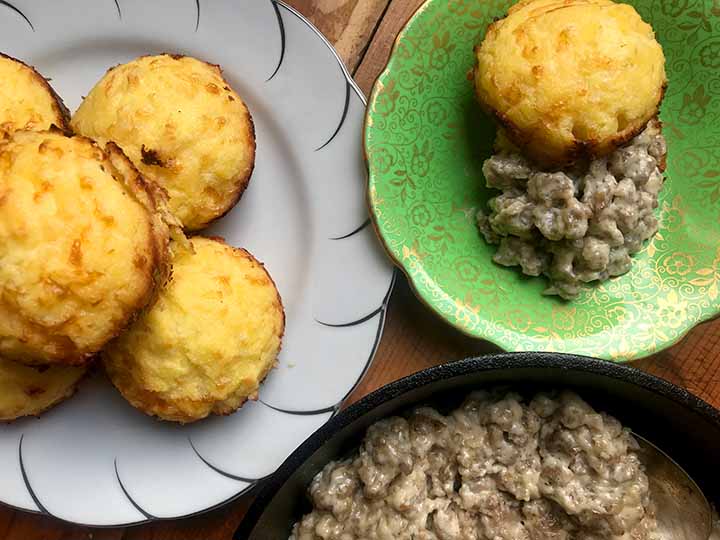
xmin=290 ymin=391 xmax=658 ymax=540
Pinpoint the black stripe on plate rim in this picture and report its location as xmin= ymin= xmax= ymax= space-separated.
xmin=330 ymin=218 xmax=371 ymax=241
xmin=188 ymin=437 xmax=263 ymax=483
xmin=266 ymin=0 xmax=286 ymax=82
xmin=110 ymin=1 xmax=195 ymax=28
xmin=114 ymin=458 xmax=159 ymax=520
xmin=331 ymin=269 xmax=396 ymax=413
xmin=315 ymin=80 xmax=351 ymax=151
xmin=18 ymin=435 xmax=49 ymax=515
xmin=0 ymin=0 xmax=34 ymax=31
xmin=273 ymin=0 xmax=364 ymax=105
xmin=259 ymin=401 xmax=338 ymax=416
xmin=315 ymin=304 xmax=382 ymax=328
xmin=263 ymin=269 xmax=396 ymax=415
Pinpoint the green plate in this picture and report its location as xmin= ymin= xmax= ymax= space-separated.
xmin=365 ymin=0 xmax=720 ymax=361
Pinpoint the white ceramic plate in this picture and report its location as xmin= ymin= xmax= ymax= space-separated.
xmin=0 ymin=0 xmax=394 ymax=526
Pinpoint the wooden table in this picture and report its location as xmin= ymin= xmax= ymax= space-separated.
xmin=2 ymin=1 xmax=719 ymax=538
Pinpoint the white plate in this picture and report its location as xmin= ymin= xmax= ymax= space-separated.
xmin=0 ymin=0 xmax=394 ymax=526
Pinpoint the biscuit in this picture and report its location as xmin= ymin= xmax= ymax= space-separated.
xmin=0 ymin=130 xmax=171 ymax=365
xmin=72 ymin=54 xmax=256 ymax=230
xmin=0 ymin=357 xmax=87 ymax=421
xmin=0 ymin=53 xmax=70 ymax=137
xmin=474 ymin=0 xmax=666 ymax=166
xmin=103 ymin=237 xmax=284 ymax=423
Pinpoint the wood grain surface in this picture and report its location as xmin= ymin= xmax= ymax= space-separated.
xmin=2 ymin=1 xmax=719 ymax=538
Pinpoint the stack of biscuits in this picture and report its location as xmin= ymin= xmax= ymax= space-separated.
xmin=0 ymin=53 xmax=284 ymax=423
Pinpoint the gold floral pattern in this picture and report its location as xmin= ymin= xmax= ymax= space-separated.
xmin=365 ymin=0 xmax=720 ymax=360
xmin=662 ymin=253 xmax=696 ymax=275
xmin=657 ymin=290 xmax=690 ymax=328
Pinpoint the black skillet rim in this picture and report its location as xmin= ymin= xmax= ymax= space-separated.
xmin=236 ymin=351 xmax=720 ymax=537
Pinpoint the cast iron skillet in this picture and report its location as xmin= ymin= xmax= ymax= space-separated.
xmin=236 ymin=352 xmax=720 ymax=539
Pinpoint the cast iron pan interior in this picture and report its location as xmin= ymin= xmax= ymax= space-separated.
xmin=236 ymin=352 xmax=720 ymax=539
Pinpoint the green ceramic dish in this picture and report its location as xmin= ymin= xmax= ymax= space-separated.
xmin=365 ymin=0 xmax=720 ymax=361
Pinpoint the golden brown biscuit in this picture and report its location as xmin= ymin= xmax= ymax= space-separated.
xmin=72 ymin=54 xmax=256 ymax=231
xmin=0 ymin=357 xmax=87 ymax=421
xmin=103 ymin=237 xmax=284 ymax=423
xmin=0 ymin=130 xmax=172 ymax=366
xmin=474 ymin=0 xmax=666 ymax=167
xmin=0 ymin=53 xmax=70 ymax=137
